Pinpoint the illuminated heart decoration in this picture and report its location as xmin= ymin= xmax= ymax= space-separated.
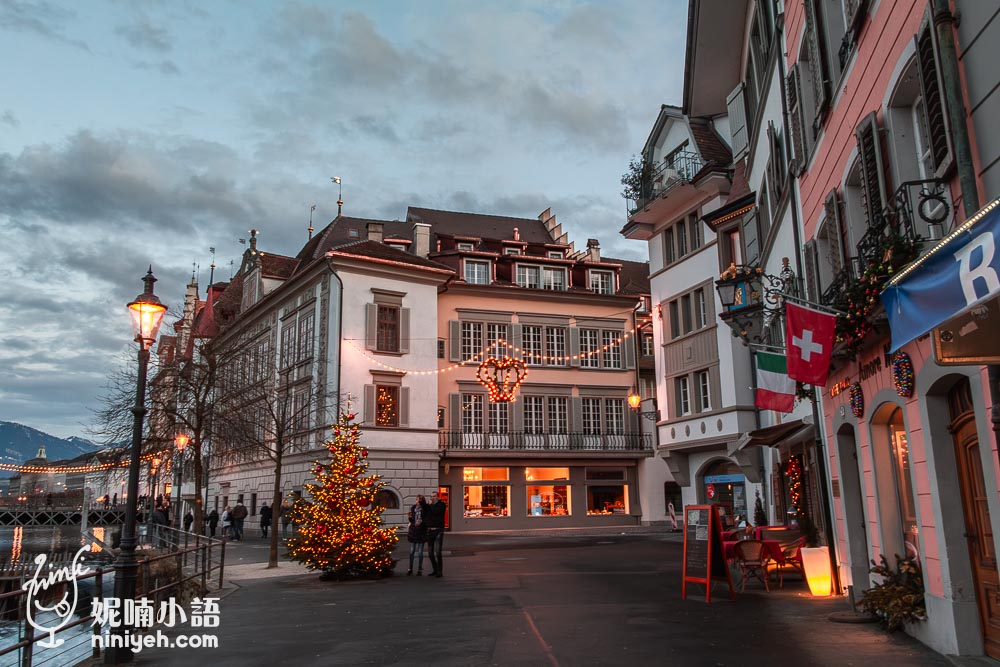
xmin=476 ymin=356 xmax=528 ymax=403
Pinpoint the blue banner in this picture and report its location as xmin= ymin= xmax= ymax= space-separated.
xmin=883 ymin=199 xmax=1000 ymax=352
xmin=704 ymin=474 xmax=745 ymax=484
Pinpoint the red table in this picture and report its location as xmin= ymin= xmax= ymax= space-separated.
xmin=723 ymin=539 xmax=786 ymax=564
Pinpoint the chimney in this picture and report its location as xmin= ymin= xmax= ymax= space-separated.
xmin=366 ymin=221 xmax=384 ymax=243
xmin=413 ymin=223 xmax=431 ymax=257
xmin=513 ymin=227 xmax=520 ymax=241
xmin=587 ymin=238 xmax=600 ymax=262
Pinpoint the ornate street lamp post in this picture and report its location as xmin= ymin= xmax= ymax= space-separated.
xmin=107 ymin=268 xmax=166 ymax=665
xmin=173 ymin=434 xmax=189 ymax=529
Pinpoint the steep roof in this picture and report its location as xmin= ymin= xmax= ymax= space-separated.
xmin=689 ymin=120 xmax=733 ymax=167
xmin=260 ymin=253 xmax=299 ymax=279
xmin=213 ymin=273 xmax=244 ymax=326
xmin=406 ymin=207 xmax=554 ymax=244
xmin=726 ymin=159 xmax=750 ymax=203
xmin=607 ymin=257 xmax=651 ymax=295
xmin=328 ymin=240 xmax=454 ymax=273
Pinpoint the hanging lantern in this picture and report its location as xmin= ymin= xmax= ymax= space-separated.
xmin=892 ymin=352 xmax=915 ymax=398
xmin=476 ymin=355 xmax=528 ymax=403
xmin=850 ymin=382 xmax=864 ymax=418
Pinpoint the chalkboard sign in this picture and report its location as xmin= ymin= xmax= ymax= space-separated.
xmin=681 ymin=504 xmax=734 ymax=602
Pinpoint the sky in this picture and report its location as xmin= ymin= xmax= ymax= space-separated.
xmin=0 ymin=0 xmax=687 ymax=440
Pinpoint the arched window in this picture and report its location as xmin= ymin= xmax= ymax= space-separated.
xmin=376 ymin=489 xmax=399 ymax=510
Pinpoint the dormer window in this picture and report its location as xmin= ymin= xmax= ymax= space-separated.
xmin=589 ymin=270 xmax=614 ymax=295
xmin=542 ymin=267 xmax=566 ymax=291
xmin=516 ymin=264 xmax=540 ymax=288
xmin=348 ymin=228 xmax=359 ymax=239
xmin=388 ymin=243 xmax=407 ymax=252
xmin=464 ymin=259 xmax=490 ymax=285
xmin=457 ymin=242 xmax=475 ymax=252
xmin=547 ymin=251 xmax=564 ymax=259
xmin=504 ymin=248 xmax=521 ymax=256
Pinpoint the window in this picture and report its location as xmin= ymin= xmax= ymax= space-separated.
xmin=294 ymin=389 xmax=310 ymax=431
xmin=348 ymin=228 xmax=359 ymax=239
xmin=437 ymin=339 xmax=445 ymax=359
xmin=548 ymin=397 xmax=568 ymax=434
xmin=296 ymin=312 xmax=315 ymax=361
xmin=527 ymin=485 xmax=570 ymax=516
xmin=376 ymin=305 xmax=399 ymax=353
xmin=505 ymin=248 xmax=521 ymax=255
xmin=376 ymin=489 xmax=399 ymax=509
xmin=590 ymin=270 xmax=614 ymax=295
xmin=463 ymin=467 xmax=509 ymax=518
xmin=464 ymin=259 xmax=490 ymax=284
xmin=695 ymin=289 xmax=707 ymax=328
xmin=676 ymin=377 xmax=690 ymax=416
xmin=523 ymin=396 xmax=544 ymax=433
xmin=375 ymin=385 xmax=398 ymax=427
xmin=602 ymin=330 xmax=622 ymax=369
xmin=546 ymin=327 xmax=566 ymax=365
xmin=688 ymin=214 xmax=703 ymax=250
xmin=696 ymin=371 xmax=711 ymax=412
xmin=486 ymin=323 xmax=508 ymax=356
xmin=461 ymin=394 xmax=483 ymax=433
xmin=522 ymin=325 xmax=543 ymax=365
xmin=676 ymin=220 xmax=688 ymax=257
xmin=457 ymin=242 xmax=475 ymax=251
xmin=542 ymin=267 xmax=566 ymax=291
xmin=587 ymin=485 xmax=628 ymax=515
xmin=641 ymin=333 xmax=654 ymax=357
xmin=681 ymin=294 xmax=693 ymax=335
xmin=488 ymin=402 xmax=509 ymax=433
xmin=580 ymin=329 xmax=600 ymax=368
xmin=888 ymin=408 xmax=919 ymax=559
xmin=664 ymin=228 xmax=675 ymax=265
xmin=525 ymin=467 xmax=569 ymax=481
xmin=605 ymin=398 xmax=625 ymax=434
xmin=547 ymin=251 xmax=564 ymax=259
xmin=669 ymin=301 xmax=680 ymax=339
xmin=582 ymin=398 xmax=601 ymax=435
xmin=280 ymin=323 xmax=296 ymax=369
xmin=516 ymin=264 xmax=540 ymax=288
xmin=461 ymin=322 xmax=483 ymax=361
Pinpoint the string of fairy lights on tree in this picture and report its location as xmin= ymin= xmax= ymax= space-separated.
xmin=786 ymin=455 xmax=804 ymax=520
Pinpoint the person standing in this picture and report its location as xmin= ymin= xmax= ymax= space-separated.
xmin=259 ymin=503 xmax=272 ymax=539
xmin=231 ymin=501 xmax=248 ymax=541
xmin=406 ymin=495 xmax=427 ymax=576
xmin=183 ymin=510 xmax=194 ymax=533
xmin=424 ymin=491 xmax=446 ymax=578
xmin=151 ymin=503 xmax=169 ymax=548
xmin=207 ymin=508 xmax=219 ymax=538
xmin=221 ymin=506 xmax=232 ymax=540
xmin=280 ymin=498 xmax=292 ymax=537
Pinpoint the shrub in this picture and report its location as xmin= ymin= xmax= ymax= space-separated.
xmin=858 ymin=555 xmax=926 ymax=631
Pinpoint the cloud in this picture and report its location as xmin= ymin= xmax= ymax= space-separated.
xmin=115 ymin=16 xmax=173 ymax=53
xmin=1 ymin=110 xmax=18 ymax=127
xmin=0 ymin=0 xmax=90 ymax=51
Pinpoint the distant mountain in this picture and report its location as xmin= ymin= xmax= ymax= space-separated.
xmin=0 ymin=422 xmax=104 ymax=473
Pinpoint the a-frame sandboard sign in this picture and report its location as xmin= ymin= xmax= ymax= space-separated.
xmin=681 ymin=504 xmax=735 ymax=602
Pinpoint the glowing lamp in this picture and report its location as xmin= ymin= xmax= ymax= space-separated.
xmin=127 ymin=268 xmax=167 ymax=350
xmin=175 ymin=434 xmax=189 ymax=453
xmin=801 ymin=546 xmax=833 ymax=596
xmin=627 ymin=390 xmax=641 ymax=411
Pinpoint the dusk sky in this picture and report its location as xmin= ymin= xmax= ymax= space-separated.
xmin=0 ymin=0 xmax=686 ymax=441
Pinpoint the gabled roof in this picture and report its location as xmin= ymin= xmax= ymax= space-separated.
xmin=689 ymin=120 xmax=732 ymax=166
xmin=407 ymin=207 xmax=554 ymax=244
xmin=327 ymin=240 xmax=454 ymax=273
xmin=214 ymin=273 xmax=244 ymax=325
xmin=607 ymin=257 xmax=651 ymax=295
xmin=260 ymin=253 xmax=299 ymax=279
xmin=726 ymin=159 xmax=750 ymax=203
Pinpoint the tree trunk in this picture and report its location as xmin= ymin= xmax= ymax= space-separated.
xmin=267 ymin=445 xmax=284 ymax=568
xmin=193 ymin=437 xmax=204 ymax=535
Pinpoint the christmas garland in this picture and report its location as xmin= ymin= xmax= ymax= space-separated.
xmin=850 ymin=382 xmax=864 ymax=418
xmin=892 ymin=352 xmax=914 ymax=398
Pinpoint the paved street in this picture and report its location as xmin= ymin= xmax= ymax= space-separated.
xmin=136 ymin=530 xmax=949 ymax=667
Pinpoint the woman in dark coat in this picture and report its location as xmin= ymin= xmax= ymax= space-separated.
xmin=207 ymin=508 xmax=219 ymax=538
xmin=259 ymin=503 xmax=272 ymax=538
xmin=407 ymin=495 xmax=428 ymax=575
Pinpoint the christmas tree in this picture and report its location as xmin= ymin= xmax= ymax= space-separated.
xmin=286 ymin=412 xmax=398 ymax=578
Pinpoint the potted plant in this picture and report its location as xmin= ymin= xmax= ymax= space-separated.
xmin=858 ymin=555 xmax=926 ymax=631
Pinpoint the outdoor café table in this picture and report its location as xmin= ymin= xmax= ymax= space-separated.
xmin=722 ymin=539 xmax=786 ymax=564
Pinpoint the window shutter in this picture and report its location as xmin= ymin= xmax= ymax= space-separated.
xmin=726 ymin=83 xmax=749 ymax=158
xmin=448 ymin=320 xmax=461 ymax=362
xmin=365 ymin=304 xmax=378 ymax=350
xmin=803 ymin=240 xmax=819 ymax=302
xmin=855 ymin=112 xmax=889 ymax=224
xmin=823 ymin=190 xmax=846 ymax=275
xmin=915 ymin=18 xmax=953 ymax=177
xmin=742 ymin=209 xmax=760 ymax=266
xmin=398 ymin=387 xmax=409 ymax=427
xmin=512 ymin=399 xmax=524 ymax=434
xmin=363 ymin=384 xmax=375 ymax=424
xmin=510 ymin=323 xmax=523 ymax=357
xmin=448 ymin=393 xmax=461 ymax=430
xmin=399 ymin=308 xmax=410 ymax=354
xmin=570 ymin=396 xmax=583 ymax=433
xmin=803 ymin=0 xmax=829 ymax=128
xmin=624 ymin=332 xmax=637 ymax=370
xmin=786 ymin=64 xmax=805 ymax=175
xmin=568 ymin=327 xmax=581 ymax=368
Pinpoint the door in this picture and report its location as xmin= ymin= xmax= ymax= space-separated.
xmin=951 ymin=381 xmax=1000 ymax=657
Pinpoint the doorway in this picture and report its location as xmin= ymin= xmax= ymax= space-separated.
xmin=836 ymin=424 xmax=870 ymax=591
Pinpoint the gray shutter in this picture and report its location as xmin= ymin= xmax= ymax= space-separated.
xmin=399 ymin=308 xmax=410 ymax=354
xmin=448 ymin=320 xmax=461 ymax=362
xmin=914 ymin=18 xmax=952 ymax=177
xmin=742 ymin=209 xmax=760 ymax=266
xmin=726 ymin=83 xmax=749 ymax=158
xmin=823 ymin=190 xmax=846 ymax=274
xmin=803 ymin=240 xmax=819 ymax=302
xmin=570 ymin=396 xmax=583 ymax=434
xmin=365 ymin=304 xmax=378 ymax=350
xmin=787 ymin=64 xmax=807 ymax=176
xmin=512 ymin=398 xmax=524 ymax=433
xmin=363 ymin=384 xmax=375 ymax=424
xmin=568 ymin=327 xmax=581 ymax=368
xmin=624 ymin=331 xmax=636 ymax=370
xmin=855 ymin=112 xmax=888 ymax=224
xmin=398 ymin=386 xmax=409 ymax=427
xmin=804 ymin=0 xmax=829 ymax=128
xmin=510 ymin=323 xmax=523 ymax=358
xmin=448 ymin=393 xmax=461 ymax=430
xmin=844 ymin=0 xmax=867 ymax=35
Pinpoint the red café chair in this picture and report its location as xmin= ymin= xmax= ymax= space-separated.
xmin=769 ymin=536 xmax=807 ymax=588
xmin=732 ymin=539 xmax=770 ymax=592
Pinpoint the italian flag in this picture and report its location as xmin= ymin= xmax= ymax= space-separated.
xmin=755 ymin=351 xmax=795 ymax=413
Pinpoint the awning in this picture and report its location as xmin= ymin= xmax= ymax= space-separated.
xmin=882 ymin=197 xmax=1000 ymax=352
xmin=728 ymin=419 xmax=812 ymax=457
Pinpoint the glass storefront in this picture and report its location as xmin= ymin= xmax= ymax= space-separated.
xmin=463 ymin=467 xmax=509 ymax=518
xmin=702 ymin=461 xmax=746 ymax=527
xmin=889 ymin=408 xmax=919 ymax=559
xmin=527 ymin=485 xmax=570 ymax=516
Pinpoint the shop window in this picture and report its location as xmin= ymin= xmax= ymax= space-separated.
xmin=462 ymin=467 xmax=508 ymax=481
xmin=524 ymin=467 xmax=569 ymax=481
xmin=527 ymin=485 xmax=570 ymax=516
xmin=889 ymin=409 xmax=919 ymax=559
xmin=587 ymin=486 xmax=628 ymax=515
xmin=463 ymin=484 xmax=509 ymax=518
xmin=587 ymin=468 xmax=625 ymax=481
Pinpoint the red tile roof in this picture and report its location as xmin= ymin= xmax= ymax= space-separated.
xmin=606 ymin=257 xmax=650 ymax=295
xmin=407 ymin=207 xmax=554 ymax=244
xmin=327 ymin=240 xmax=454 ymax=273
xmin=689 ymin=120 xmax=733 ymax=167
xmin=726 ymin=159 xmax=750 ymax=204
xmin=260 ymin=253 xmax=299 ymax=279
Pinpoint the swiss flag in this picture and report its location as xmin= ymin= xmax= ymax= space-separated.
xmin=784 ymin=301 xmax=836 ymax=386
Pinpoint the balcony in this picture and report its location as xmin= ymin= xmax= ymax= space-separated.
xmin=439 ymin=431 xmax=652 ymax=454
xmin=626 ymin=151 xmax=707 ymax=216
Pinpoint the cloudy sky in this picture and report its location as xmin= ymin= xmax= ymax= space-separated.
xmin=0 ymin=0 xmax=686 ymax=440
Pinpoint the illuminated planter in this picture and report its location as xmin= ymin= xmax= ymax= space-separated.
xmin=801 ymin=546 xmax=832 ymax=596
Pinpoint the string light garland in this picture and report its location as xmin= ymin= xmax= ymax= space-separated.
xmin=0 ymin=451 xmax=165 ymax=475
xmin=786 ymin=455 xmax=804 ymax=520
xmin=892 ymin=352 xmax=914 ymax=398
xmin=475 ymin=356 xmax=528 ymax=403
xmin=850 ymin=382 xmax=864 ymax=418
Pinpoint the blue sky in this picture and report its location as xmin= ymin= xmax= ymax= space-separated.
xmin=0 ymin=0 xmax=687 ymax=440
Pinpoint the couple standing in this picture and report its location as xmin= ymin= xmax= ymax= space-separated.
xmin=407 ymin=491 xmax=445 ymax=577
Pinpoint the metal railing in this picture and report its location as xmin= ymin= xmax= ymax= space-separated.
xmin=628 ymin=151 xmax=708 ymax=214
xmin=440 ymin=431 xmax=652 ymax=452
xmin=0 ymin=526 xmax=225 ymax=666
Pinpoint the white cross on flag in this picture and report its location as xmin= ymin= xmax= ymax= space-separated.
xmin=784 ymin=301 xmax=836 ymax=386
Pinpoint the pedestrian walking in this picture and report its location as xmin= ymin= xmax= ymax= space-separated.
xmin=424 ymin=491 xmax=446 ymax=578
xmin=231 ymin=501 xmax=248 ymax=541
xmin=280 ymin=498 xmax=292 ymax=537
xmin=183 ymin=510 xmax=194 ymax=532
xmin=259 ymin=503 xmax=272 ymax=538
xmin=152 ymin=504 xmax=169 ymax=548
xmin=406 ymin=495 xmax=428 ymax=576
xmin=221 ymin=506 xmax=232 ymax=540
xmin=112 ymin=493 xmax=118 ymax=507
xmin=207 ymin=508 xmax=219 ymax=538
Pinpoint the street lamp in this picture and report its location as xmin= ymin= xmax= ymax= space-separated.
xmin=174 ymin=434 xmax=189 ymax=528
xmin=107 ymin=268 xmax=166 ymax=665
xmin=714 ymin=259 xmax=796 ymax=345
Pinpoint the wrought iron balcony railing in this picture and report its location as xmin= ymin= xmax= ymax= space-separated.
xmin=627 ymin=151 xmax=707 ymax=215
xmin=439 ymin=431 xmax=652 ymax=452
